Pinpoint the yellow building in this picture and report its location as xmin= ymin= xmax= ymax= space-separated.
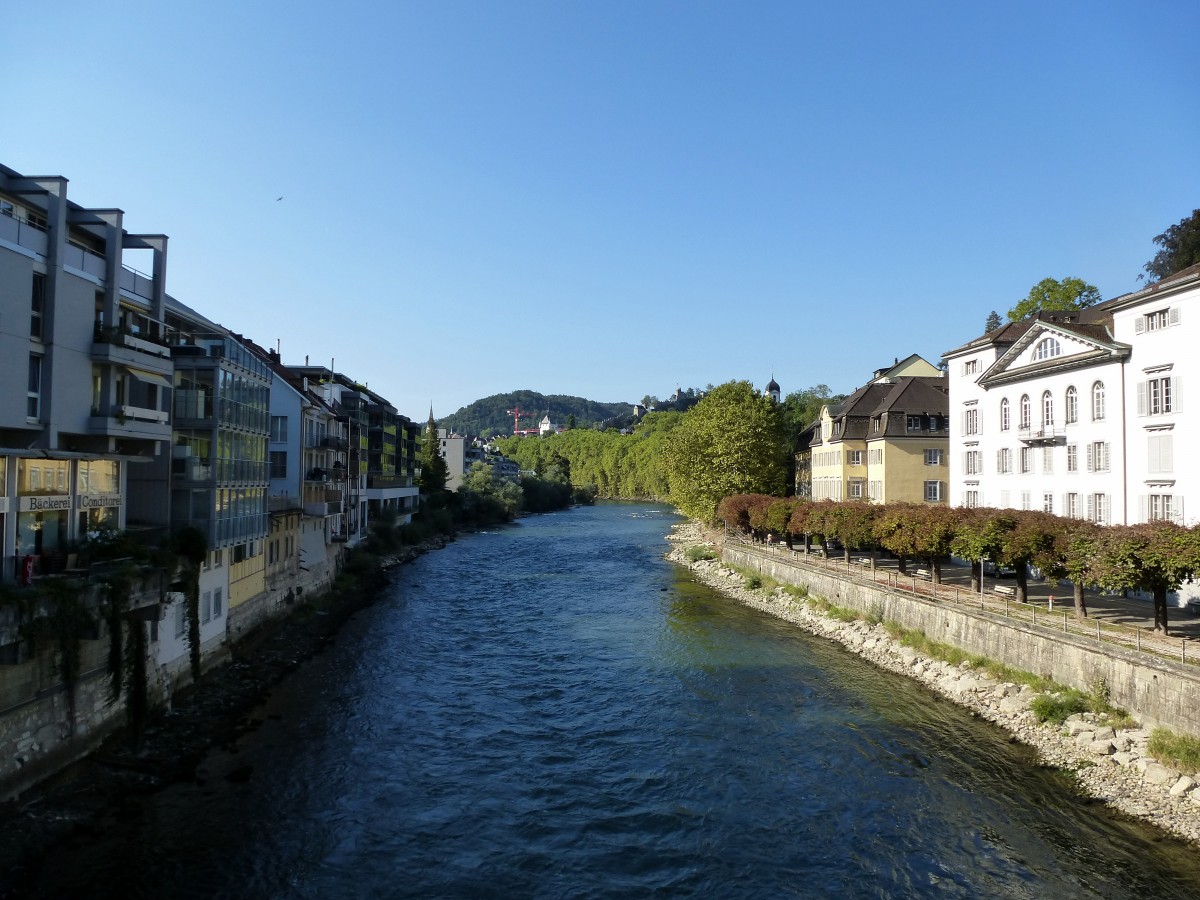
xmin=807 ymin=356 xmax=950 ymax=504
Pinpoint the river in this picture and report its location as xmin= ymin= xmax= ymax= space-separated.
xmin=17 ymin=502 xmax=1200 ymax=898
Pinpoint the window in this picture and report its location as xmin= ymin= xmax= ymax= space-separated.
xmin=1067 ymin=493 xmax=1080 ymax=518
xmin=1146 ymin=495 xmax=1175 ymax=523
xmin=1043 ymin=493 xmax=1054 ymax=513
xmin=964 ymin=359 xmax=979 ymax=375
xmin=30 ymin=273 xmax=45 ymax=339
xmin=848 ymin=479 xmax=864 ymax=499
xmin=1020 ymin=447 xmax=1033 ymax=474
xmin=963 ymin=490 xmax=979 ymax=508
xmin=1147 ymin=434 xmax=1174 ymax=474
xmin=1087 ymin=441 xmax=1110 ymax=472
xmin=1139 ymin=377 xmax=1174 ymax=416
xmin=174 ymin=600 xmax=186 ymax=639
xmin=27 ymin=355 xmax=42 ymax=419
xmin=270 ymin=451 xmax=288 ymax=479
xmin=1089 ymin=493 xmax=1109 ymax=524
xmin=999 ymin=398 xmax=1010 ymax=431
xmin=1019 ymin=394 xmax=1031 ymax=428
xmin=1042 ymin=391 xmax=1054 ymax=427
xmin=1066 ymin=444 xmax=1078 ymax=472
xmin=1042 ymin=447 xmax=1054 ymax=474
xmin=907 ymin=415 xmax=923 ymax=431
xmin=924 ymin=481 xmax=943 ymax=502
xmin=1092 ymin=382 xmax=1105 ymax=421
xmin=1021 ymin=491 xmax=1031 ymax=510
xmin=212 ymin=588 xmax=223 ymax=619
xmin=1137 ymin=308 xmax=1179 ymax=332
xmin=270 ymin=416 xmax=288 ymax=442
xmin=962 ymin=409 xmax=979 ymax=435
xmin=997 ymin=448 xmax=1012 ymax=474
xmin=212 ymin=549 xmax=223 ymax=568
xmin=848 ymin=450 xmax=862 ymax=466
xmin=963 ymin=450 xmax=982 ymax=474
xmin=924 ymin=449 xmax=943 ymax=466
xmin=201 ymin=590 xmax=212 ymax=624
xmin=1033 ymin=337 xmax=1061 ymax=360
xmin=1065 ymin=386 xmax=1078 ymax=424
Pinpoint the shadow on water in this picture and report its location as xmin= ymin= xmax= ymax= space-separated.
xmin=14 ymin=502 xmax=1200 ymax=899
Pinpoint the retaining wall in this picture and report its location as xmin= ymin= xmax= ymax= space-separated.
xmin=725 ymin=545 xmax=1200 ymax=737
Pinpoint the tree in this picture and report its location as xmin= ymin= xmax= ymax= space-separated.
xmin=1144 ymin=209 xmax=1200 ymax=282
xmin=1031 ymin=517 xmax=1101 ymax=619
xmin=949 ymin=507 xmax=1012 ymax=592
xmin=662 ymin=381 xmax=788 ymax=522
xmin=1089 ymin=523 xmax=1200 ymax=635
xmin=1007 ymin=277 xmax=1101 ymax=322
xmin=779 ymin=385 xmax=840 ymax=437
xmin=985 ymin=310 xmax=1002 ymax=333
xmin=417 ymin=411 xmax=450 ymax=495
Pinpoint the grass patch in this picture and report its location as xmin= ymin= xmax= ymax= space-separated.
xmin=685 ymin=545 xmax=718 ymax=562
xmin=1030 ymin=690 xmax=1090 ymax=725
xmin=783 ymin=584 xmax=809 ymax=599
xmin=744 ymin=574 xmax=763 ymax=590
xmin=1148 ymin=728 xmax=1200 ymax=773
xmin=883 ymin=622 xmax=1056 ymax=692
xmin=865 ymin=601 xmax=885 ymax=626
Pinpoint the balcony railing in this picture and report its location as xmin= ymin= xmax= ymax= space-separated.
xmin=1018 ymin=424 xmax=1065 ymax=444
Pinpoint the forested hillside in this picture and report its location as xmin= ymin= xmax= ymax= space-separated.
xmin=441 ymin=390 xmax=632 ymax=437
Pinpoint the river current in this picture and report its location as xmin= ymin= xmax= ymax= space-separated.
xmin=20 ymin=502 xmax=1200 ymax=898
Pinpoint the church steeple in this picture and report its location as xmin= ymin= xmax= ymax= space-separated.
xmin=765 ymin=375 xmax=780 ymax=403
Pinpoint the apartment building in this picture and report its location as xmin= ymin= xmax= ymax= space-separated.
xmin=1 ymin=164 xmax=171 ymax=582
xmin=807 ymin=355 xmax=950 ymax=504
xmin=944 ymin=262 xmax=1200 ymax=525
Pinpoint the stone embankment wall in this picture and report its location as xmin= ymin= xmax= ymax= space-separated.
xmin=725 ymin=545 xmax=1200 ymax=738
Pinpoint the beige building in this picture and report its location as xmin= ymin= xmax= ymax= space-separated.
xmin=808 ymin=355 xmax=950 ymax=504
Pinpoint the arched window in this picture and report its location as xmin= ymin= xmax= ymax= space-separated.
xmin=1042 ymin=390 xmax=1054 ymax=427
xmin=1019 ymin=394 xmax=1031 ymax=429
xmin=1033 ymin=337 xmax=1062 ymax=360
xmin=1092 ymin=382 xmax=1105 ymax=421
xmin=1065 ymin=386 xmax=1078 ymax=424
xmin=1000 ymin=398 xmax=1010 ymax=431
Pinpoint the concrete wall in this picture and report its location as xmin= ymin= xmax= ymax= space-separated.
xmin=725 ymin=545 xmax=1200 ymax=737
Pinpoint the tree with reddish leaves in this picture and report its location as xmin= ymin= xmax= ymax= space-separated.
xmin=764 ymin=499 xmax=798 ymax=549
xmin=822 ymin=501 xmax=879 ymax=565
xmin=997 ymin=511 xmax=1060 ymax=604
xmin=909 ymin=504 xmax=963 ymax=584
xmin=872 ymin=502 xmax=925 ymax=576
xmin=949 ymin=507 xmax=1013 ymax=593
xmin=787 ymin=500 xmax=818 ymax=555
xmin=800 ymin=501 xmax=839 ymax=555
xmin=1031 ymin=516 xmax=1102 ymax=619
xmin=716 ymin=493 xmax=775 ymax=540
xmin=1089 ymin=523 xmax=1200 ymax=635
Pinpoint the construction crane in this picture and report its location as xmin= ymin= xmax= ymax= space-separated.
xmin=506 ymin=406 xmax=528 ymax=435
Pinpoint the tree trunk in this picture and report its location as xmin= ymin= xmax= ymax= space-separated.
xmin=1016 ymin=566 xmax=1028 ymax=604
xmin=898 ymin=555 xmax=908 ymax=575
xmin=969 ymin=561 xmax=981 ymax=593
xmin=932 ymin=558 xmax=942 ymax=585
xmin=1073 ymin=581 xmax=1089 ymax=619
xmin=1155 ymin=587 xmax=1170 ymax=635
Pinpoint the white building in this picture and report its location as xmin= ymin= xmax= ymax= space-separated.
xmin=944 ymin=262 xmax=1199 ymax=526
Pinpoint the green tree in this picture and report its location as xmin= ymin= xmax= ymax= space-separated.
xmin=1007 ymin=277 xmax=1101 ymax=322
xmin=985 ymin=310 xmax=1002 ymax=333
xmin=417 ymin=410 xmax=449 ymax=494
xmin=1089 ymin=523 xmax=1200 ymax=635
xmin=662 ymin=381 xmax=788 ymax=522
xmin=1144 ymin=209 xmax=1200 ymax=282
xmin=1031 ymin=516 xmax=1101 ymax=619
xmin=778 ymin=385 xmax=839 ymax=436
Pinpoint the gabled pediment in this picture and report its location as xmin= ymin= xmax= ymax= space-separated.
xmin=977 ymin=320 xmax=1129 ymax=388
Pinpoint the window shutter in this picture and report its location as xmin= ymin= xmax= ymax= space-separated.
xmin=1170 ymin=307 xmax=1181 ymax=326
xmin=1135 ymin=317 xmax=1146 ymax=334
xmin=1174 ymin=376 xmax=1181 ymax=413
xmin=1104 ymin=494 xmax=1111 ymax=524
xmin=1086 ymin=443 xmax=1094 ymax=472
xmin=1148 ymin=435 xmax=1160 ymax=474
xmin=1087 ymin=494 xmax=1095 ymax=521
xmin=1136 ymin=382 xmax=1146 ymax=416
xmin=1162 ymin=435 xmax=1173 ymax=473
xmin=1139 ymin=495 xmax=1147 ymax=523
xmin=1177 ymin=497 xmax=1185 ymax=524
xmin=1102 ymin=442 xmax=1110 ymax=472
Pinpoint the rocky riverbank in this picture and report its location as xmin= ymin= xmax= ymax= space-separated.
xmin=666 ymin=521 xmax=1200 ymax=846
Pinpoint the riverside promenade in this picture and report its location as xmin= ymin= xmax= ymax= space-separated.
xmin=736 ymin=535 xmax=1200 ymax=666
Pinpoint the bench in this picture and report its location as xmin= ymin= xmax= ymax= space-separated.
xmin=1187 ymin=599 xmax=1200 ymax=616
xmin=994 ymin=585 xmax=1016 ymax=597
xmin=913 ymin=569 xmax=931 ymax=581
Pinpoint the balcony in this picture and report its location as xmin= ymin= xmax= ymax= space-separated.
xmin=304 ymin=495 xmax=344 ymax=517
xmin=320 ymin=434 xmax=349 ymax=450
xmin=305 ymin=467 xmax=331 ymax=483
xmin=90 ymin=405 xmax=171 ymax=441
xmin=268 ymin=495 xmax=303 ymax=512
xmin=1018 ymin=424 xmax=1065 ymax=445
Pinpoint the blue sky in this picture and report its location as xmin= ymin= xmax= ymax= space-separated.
xmin=6 ymin=1 xmax=1199 ymax=421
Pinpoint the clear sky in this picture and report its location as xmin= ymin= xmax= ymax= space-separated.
xmin=6 ymin=1 xmax=1199 ymax=421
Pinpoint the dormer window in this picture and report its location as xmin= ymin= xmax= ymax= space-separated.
xmin=1033 ymin=337 xmax=1061 ymax=360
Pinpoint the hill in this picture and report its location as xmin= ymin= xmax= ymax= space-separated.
xmin=441 ymin=390 xmax=633 ymax=437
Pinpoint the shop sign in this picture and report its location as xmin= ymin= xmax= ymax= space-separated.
xmin=18 ymin=495 xmax=74 ymax=512
xmin=79 ymin=493 xmax=122 ymax=509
